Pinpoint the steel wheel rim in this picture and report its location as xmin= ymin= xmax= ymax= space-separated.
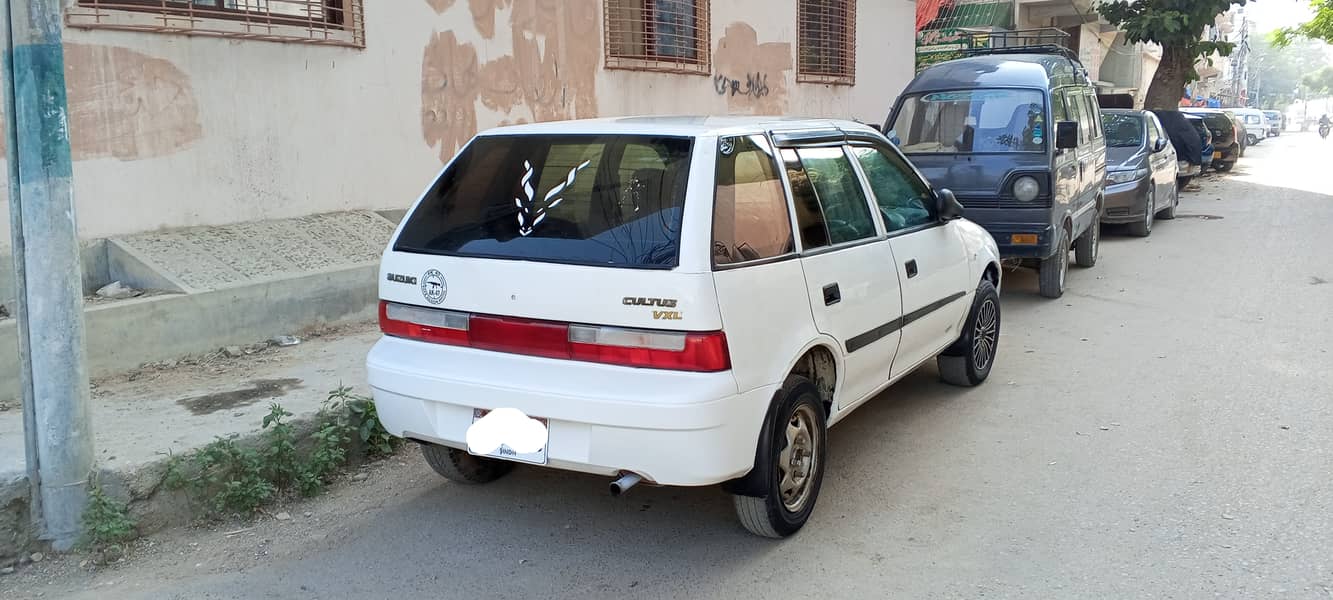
xmin=778 ymin=404 xmax=819 ymax=513
xmin=971 ymin=298 xmax=998 ymax=371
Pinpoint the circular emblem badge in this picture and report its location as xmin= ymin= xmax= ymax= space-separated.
xmin=421 ymin=269 xmax=446 ymax=305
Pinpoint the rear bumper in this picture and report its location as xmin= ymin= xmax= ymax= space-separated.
xmin=366 ymin=336 xmax=773 ymax=486
xmin=1101 ymin=179 xmax=1149 ymax=224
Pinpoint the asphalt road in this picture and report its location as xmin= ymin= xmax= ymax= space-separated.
xmin=8 ymin=131 xmax=1333 ymax=600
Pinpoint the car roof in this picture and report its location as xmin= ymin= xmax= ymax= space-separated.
xmin=903 ymin=52 xmax=1089 ymax=93
xmin=476 ymin=115 xmax=880 ymax=138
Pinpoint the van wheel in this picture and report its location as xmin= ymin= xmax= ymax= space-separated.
xmin=732 ymin=375 xmax=826 ymax=539
xmin=421 ymin=443 xmax=514 ymax=484
xmin=1038 ymin=233 xmax=1069 ymax=299
xmin=938 ymin=279 xmax=1000 ymax=387
xmin=1074 ymin=219 xmax=1099 ymax=268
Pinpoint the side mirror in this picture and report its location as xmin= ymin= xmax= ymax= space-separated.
xmin=1153 ymin=138 xmax=1169 ymax=153
xmin=1056 ymin=121 xmax=1079 ymax=149
xmin=936 ymin=189 xmax=964 ymax=221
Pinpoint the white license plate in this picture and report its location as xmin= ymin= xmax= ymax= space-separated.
xmin=469 ymin=409 xmax=549 ymax=465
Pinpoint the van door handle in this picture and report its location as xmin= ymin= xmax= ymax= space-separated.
xmin=822 ymin=283 xmax=841 ymax=306
xmin=905 ymin=259 xmax=919 ymax=279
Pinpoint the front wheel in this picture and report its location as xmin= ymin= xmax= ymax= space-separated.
xmin=938 ymin=279 xmax=1001 ymax=387
xmin=732 ymin=375 xmax=827 ymax=539
xmin=1129 ymin=187 xmax=1154 ymax=238
xmin=1157 ymin=183 xmax=1179 ymax=220
xmin=1038 ymin=232 xmax=1069 ymax=299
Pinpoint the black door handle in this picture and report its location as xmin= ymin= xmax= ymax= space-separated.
xmin=823 ymin=283 xmax=841 ymax=306
xmin=905 ymin=259 xmax=919 ymax=279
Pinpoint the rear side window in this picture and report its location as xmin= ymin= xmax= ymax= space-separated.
xmin=712 ymin=135 xmax=794 ymax=266
xmin=782 ymin=147 xmax=876 ymax=249
xmin=395 ymin=135 xmax=693 ymax=268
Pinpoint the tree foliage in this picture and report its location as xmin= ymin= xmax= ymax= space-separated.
xmin=1249 ymin=35 xmax=1329 ymax=107
xmin=1274 ymin=0 xmax=1333 ymax=46
xmin=1097 ymin=0 xmax=1245 ymax=82
xmin=1097 ymin=0 xmax=1250 ymax=109
xmin=1305 ymin=66 xmax=1333 ymax=94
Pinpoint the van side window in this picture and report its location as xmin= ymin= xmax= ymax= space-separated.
xmin=712 ymin=135 xmax=795 ymax=266
xmin=1066 ymin=91 xmax=1089 ymax=143
xmin=784 ymin=147 xmax=877 ymax=247
xmin=1051 ymin=93 xmax=1068 ymax=123
xmin=850 ymin=145 xmax=936 ymax=232
xmin=1082 ymin=93 xmax=1103 ymax=140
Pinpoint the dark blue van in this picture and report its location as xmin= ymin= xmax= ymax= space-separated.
xmin=884 ymin=50 xmax=1105 ymax=299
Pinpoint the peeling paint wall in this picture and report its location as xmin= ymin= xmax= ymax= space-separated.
xmin=0 ymin=0 xmax=914 ymax=254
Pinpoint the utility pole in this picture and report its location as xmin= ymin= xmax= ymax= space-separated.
xmin=1 ymin=0 xmax=94 ymax=550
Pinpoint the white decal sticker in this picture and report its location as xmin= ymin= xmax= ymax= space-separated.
xmin=468 ymin=408 xmax=548 ymax=456
xmin=515 ymin=159 xmax=591 ymax=237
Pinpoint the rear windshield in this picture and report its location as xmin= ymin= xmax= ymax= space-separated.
xmin=889 ymin=89 xmax=1047 ymax=153
xmin=1102 ymin=113 xmax=1143 ymax=148
xmin=395 ymin=135 xmax=693 ymax=268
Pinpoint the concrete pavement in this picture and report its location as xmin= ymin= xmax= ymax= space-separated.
xmin=4 ymin=131 xmax=1332 ymax=599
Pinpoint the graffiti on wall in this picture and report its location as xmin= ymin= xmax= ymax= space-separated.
xmin=713 ymin=72 xmax=770 ymax=99
xmin=421 ymin=0 xmax=599 ymax=163
xmin=712 ymin=23 xmax=791 ymax=115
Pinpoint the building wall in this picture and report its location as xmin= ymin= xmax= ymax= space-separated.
xmin=0 ymin=0 xmax=916 ymax=254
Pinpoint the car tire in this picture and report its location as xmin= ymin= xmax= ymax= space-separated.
xmin=1038 ymin=231 xmax=1069 ymax=299
xmin=1215 ymin=161 xmax=1233 ymax=172
xmin=1157 ymin=183 xmax=1178 ymax=220
xmin=938 ymin=279 xmax=1001 ymax=387
xmin=732 ymin=375 xmax=826 ymax=539
xmin=421 ymin=443 xmax=514 ymax=484
xmin=1074 ymin=218 xmax=1099 ymax=268
xmin=1129 ymin=187 xmax=1154 ymax=238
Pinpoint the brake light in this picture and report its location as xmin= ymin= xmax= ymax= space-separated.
xmin=378 ymin=301 xmax=731 ymax=372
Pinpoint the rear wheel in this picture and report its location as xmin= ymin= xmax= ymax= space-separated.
xmin=1074 ymin=218 xmax=1099 ymax=268
xmin=1128 ymin=187 xmax=1154 ymax=238
xmin=732 ymin=375 xmax=826 ymax=539
xmin=1038 ymin=232 xmax=1069 ymax=299
xmin=421 ymin=443 xmax=514 ymax=484
xmin=1215 ymin=161 xmax=1233 ymax=172
xmin=938 ymin=279 xmax=1001 ymax=387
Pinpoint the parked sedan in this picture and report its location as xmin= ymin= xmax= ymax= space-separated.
xmin=1100 ymin=109 xmax=1179 ymax=237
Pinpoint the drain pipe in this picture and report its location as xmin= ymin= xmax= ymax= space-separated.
xmin=609 ymin=473 xmax=642 ymax=497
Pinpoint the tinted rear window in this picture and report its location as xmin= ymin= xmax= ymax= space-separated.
xmin=395 ymin=135 xmax=693 ymax=268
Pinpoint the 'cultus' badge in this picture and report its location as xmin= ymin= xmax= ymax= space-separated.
xmin=421 ymin=269 xmax=446 ymax=305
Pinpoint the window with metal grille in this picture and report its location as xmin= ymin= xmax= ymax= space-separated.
xmin=798 ymin=0 xmax=856 ymax=85
xmin=604 ymin=0 xmax=710 ymax=75
xmin=67 ymin=1 xmax=365 ymax=48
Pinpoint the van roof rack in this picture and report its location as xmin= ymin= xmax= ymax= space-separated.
xmin=959 ymin=28 xmax=1081 ymax=64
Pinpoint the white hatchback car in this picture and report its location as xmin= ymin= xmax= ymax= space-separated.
xmin=368 ymin=116 xmax=1002 ymax=538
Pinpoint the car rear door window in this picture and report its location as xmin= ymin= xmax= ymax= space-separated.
xmin=712 ymin=135 xmax=794 ymax=266
xmin=394 ymin=134 xmax=693 ymax=268
xmin=782 ymin=147 xmax=877 ymax=248
xmin=850 ymin=145 xmax=936 ymax=232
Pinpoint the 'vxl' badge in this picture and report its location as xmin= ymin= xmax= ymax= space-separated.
xmin=421 ymin=269 xmax=446 ymax=305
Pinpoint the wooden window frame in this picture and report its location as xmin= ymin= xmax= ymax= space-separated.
xmin=797 ymin=0 xmax=856 ymax=86
xmin=68 ymin=0 xmax=365 ymax=48
xmin=604 ymin=0 xmax=711 ymax=76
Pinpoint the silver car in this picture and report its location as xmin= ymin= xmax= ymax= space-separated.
xmin=1099 ymin=109 xmax=1180 ymax=237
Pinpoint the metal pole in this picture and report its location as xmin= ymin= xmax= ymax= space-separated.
xmin=1 ymin=0 xmax=93 ymax=551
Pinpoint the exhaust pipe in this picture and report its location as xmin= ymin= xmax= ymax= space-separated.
xmin=609 ymin=472 xmax=642 ymax=497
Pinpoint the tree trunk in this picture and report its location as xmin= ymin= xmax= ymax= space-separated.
xmin=1145 ymin=45 xmax=1191 ymax=110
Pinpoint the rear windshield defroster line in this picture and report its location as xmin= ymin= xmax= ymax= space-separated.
xmin=395 ymin=134 xmax=695 ymax=269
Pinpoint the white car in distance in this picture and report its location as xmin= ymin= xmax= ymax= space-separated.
xmin=368 ymin=116 xmax=1003 ymax=538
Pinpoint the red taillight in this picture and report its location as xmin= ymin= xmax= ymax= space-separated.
xmin=378 ymin=301 xmax=731 ymax=372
